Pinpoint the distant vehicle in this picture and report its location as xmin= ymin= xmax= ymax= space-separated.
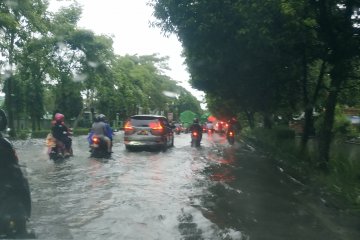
xmin=46 ymin=133 xmax=73 ymax=161
xmin=206 ymin=122 xmax=214 ymax=133
xmin=227 ymin=129 xmax=235 ymax=145
xmin=214 ymin=121 xmax=227 ymax=133
xmin=190 ymin=128 xmax=202 ymax=147
xmin=173 ymin=123 xmax=182 ymax=135
xmin=124 ymin=115 xmax=174 ymax=151
xmin=89 ymin=135 xmax=111 ymax=158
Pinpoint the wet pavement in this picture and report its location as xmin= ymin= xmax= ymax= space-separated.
xmin=11 ymin=131 xmax=360 ymax=239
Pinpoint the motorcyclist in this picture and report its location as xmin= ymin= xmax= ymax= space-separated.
xmin=51 ymin=113 xmax=72 ymax=156
xmin=88 ymin=114 xmax=112 ymax=153
xmin=227 ymin=117 xmax=240 ymax=133
xmin=0 ymin=109 xmax=31 ymax=237
xmin=190 ymin=118 xmax=203 ymax=141
xmin=217 ymin=121 xmax=223 ymax=133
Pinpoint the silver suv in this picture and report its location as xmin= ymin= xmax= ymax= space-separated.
xmin=124 ymin=115 xmax=174 ymax=151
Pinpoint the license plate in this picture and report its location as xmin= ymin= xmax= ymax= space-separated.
xmin=91 ymin=144 xmax=99 ymax=148
xmin=138 ymin=130 xmax=148 ymax=135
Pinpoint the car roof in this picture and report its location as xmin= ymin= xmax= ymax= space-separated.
xmin=130 ymin=114 xmax=167 ymax=119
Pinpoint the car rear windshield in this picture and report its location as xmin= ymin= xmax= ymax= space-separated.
xmin=130 ymin=117 xmax=162 ymax=127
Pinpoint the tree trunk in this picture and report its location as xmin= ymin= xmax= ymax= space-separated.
xmin=6 ymin=33 xmax=16 ymax=137
xmin=318 ymin=67 xmax=342 ymax=170
xmin=245 ymin=111 xmax=255 ymax=129
xmin=263 ymin=112 xmax=273 ymax=129
xmin=302 ymin=107 xmax=315 ymax=145
xmin=31 ymin=117 xmax=36 ymax=132
xmin=72 ymin=107 xmax=86 ymax=129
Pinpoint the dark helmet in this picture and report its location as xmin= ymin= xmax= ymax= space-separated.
xmin=97 ymin=114 xmax=106 ymax=122
xmin=193 ymin=118 xmax=199 ymax=124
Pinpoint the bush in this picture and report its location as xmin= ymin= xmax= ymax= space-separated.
xmin=30 ymin=128 xmax=89 ymax=138
xmin=31 ymin=130 xmax=50 ymax=139
xmin=274 ymin=126 xmax=295 ymax=139
xmin=315 ymin=106 xmax=354 ymax=140
xmin=246 ymin=127 xmax=360 ymax=210
xmin=17 ymin=130 xmax=31 ymax=140
xmin=72 ymin=128 xmax=90 ymax=136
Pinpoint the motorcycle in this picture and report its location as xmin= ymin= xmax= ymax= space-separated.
xmin=0 ymin=109 xmax=32 ymax=238
xmin=174 ymin=126 xmax=181 ymax=135
xmin=46 ymin=133 xmax=73 ymax=161
xmin=227 ymin=129 xmax=235 ymax=145
xmin=89 ymin=135 xmax=111 ymax=158
xmin=191 ymin=130 xmax=202 ymax=147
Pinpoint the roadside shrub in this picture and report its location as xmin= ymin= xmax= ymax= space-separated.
xmin=246 ymin=126 xmax=360 ymax=209
xmin=73 ymin=128 xmax=90 ymax=136
xmin=274 ymin=126 xmax=295 ymax=139
xmin=321 ymin=153 xmax=360 ymax=208
xmin=315 ymin=106 xmax=353 ymax=140
xmin=17 ymin=130 xmax=31 ymax=140
xmin=30 ymin=128 xmax=89 ymax=138
xmin=333 ymin=113 xmax=353 ymax=139
xmin=31 ymin=130 xmax=50 ymax=139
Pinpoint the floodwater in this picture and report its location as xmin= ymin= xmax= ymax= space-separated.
xmin=10 ymin=131 xmax=360 ymax=239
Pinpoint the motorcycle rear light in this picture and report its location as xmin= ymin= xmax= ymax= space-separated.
xmin=229 ymin=131 xmax=234 ymax=137
xmin=193 ymin=131 xmax=198 ymax=136
xmin=92 ymin=137 xmax=100 ymax=144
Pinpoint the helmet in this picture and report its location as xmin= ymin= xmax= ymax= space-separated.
xmin=97 ymin=114 xmax=106 ymax=122
xmin=54 ymin=113 xmax=64 ymax=122
xmin=193 ymin=118 xmax=199 ymax=124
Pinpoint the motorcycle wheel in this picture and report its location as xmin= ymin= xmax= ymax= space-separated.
xmin=0 ymin=200 xmax=27 ymax=238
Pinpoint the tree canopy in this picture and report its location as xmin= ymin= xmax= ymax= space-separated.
xmin=150 ymin=0 xmax=360 ymax=165
xmin=0 ymin=0 xmax=202 ymax=134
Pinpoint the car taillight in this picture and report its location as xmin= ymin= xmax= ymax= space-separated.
xmin=149 ymin=122 xmax=163 ymax=130
xmin=150 ymin=122 xmax=164 ymax=136
xmin=124 ymin=121 xmax=134 ymax=131
xmin=92 ymin=136 xmax=100 ymax=144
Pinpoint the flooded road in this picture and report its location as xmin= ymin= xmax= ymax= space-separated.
xmin=12 ymin=132 xmax=360 ymax=239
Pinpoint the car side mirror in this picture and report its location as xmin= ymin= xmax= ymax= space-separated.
xmin=0 ymin=109 xmax=7 ymax=131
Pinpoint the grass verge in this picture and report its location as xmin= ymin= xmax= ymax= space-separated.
xmin=243 ymin=126 xmax=360 ymax=212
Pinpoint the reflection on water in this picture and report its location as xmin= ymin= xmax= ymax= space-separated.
xmin=9 ymin=133 xmax=359 ymax=239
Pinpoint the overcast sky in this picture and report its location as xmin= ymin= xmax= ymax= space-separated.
xmin=49 ymin=0 xmax=205 ymax=102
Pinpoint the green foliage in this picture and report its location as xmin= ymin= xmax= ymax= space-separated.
xmin=0 ymin=0 xmax=209 ymax=135
xmin=72 ymin=128 xmax=89 ymax=136
xmin=274 ymin=126 xmax=296 ymax=139
xmin=315 ymin=106 xmax=354 ymax=140
xmin=315 ymin=148 xmax=360 ymax=209
xmin=31 ymin=128 xmax=89 ymax=138
xmin=16 ymin=130 xmax=31 ymax=140
xmin=151 ymin=0 xmax=360 ymax=163
xmin=31 ymin=129 xmax=49 ymax=139
xmin=245 ymin=127 xmax=360 ymax=209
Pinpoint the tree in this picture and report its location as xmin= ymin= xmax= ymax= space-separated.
xmin=310 ymin=0 xmax=360 ymax=167
xmin=151 ymin=0 xmax=360 ymax=167
xmin=0 ymin=0 xmax=48 ymax=135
